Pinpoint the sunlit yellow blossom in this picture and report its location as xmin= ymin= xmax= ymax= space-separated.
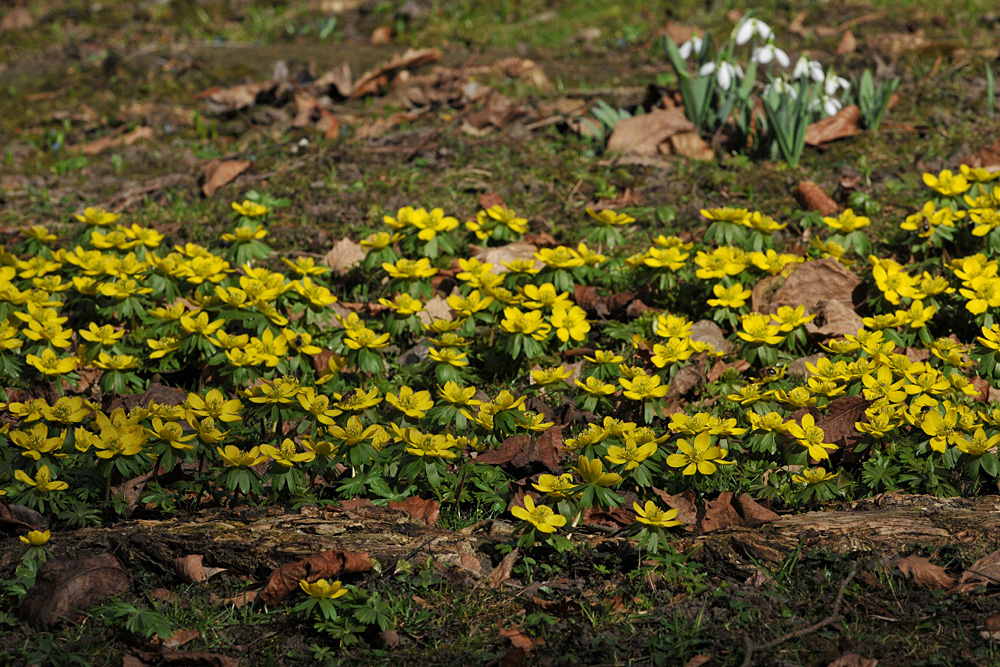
xmin=666 ymin=432 xmax=733 ymax=475
xmin=574 ymin=455 xmax=622 ymax=487
xmin=26 ymin=348 xmax=77 ymax=375
xmin=551 ymin=304 xmax=589 ymax=343
xmin=633 ymin=501 xmax=682 ymax=528
xmin=620 ymin=374 xmax=669 ymax=401
xmin=217 ymin=444 xmax=268 ymax=467
xmin=15 ymin=465 xmax=68 ymax=493
xmin=823 ymin=208 xmax=870 ymax=232
xmin=232 ymin=200 xmax=269 ymax=217
xmin=786 ymin=414 xmax=838 ymax=461
xmin=533 ymin=473 xmax=579 ymax=499
xmin=511 ymin=495 xmax=566 ymax=533
xmin=261 ymin=438 xmax=316 ymax=467
xmin=792 ymin=467 xmax=838 ymax=484
xmin=923 ymin=169 xmax=970 ymax=196
xmin=707 ymin=282 xmax=750 ymax=309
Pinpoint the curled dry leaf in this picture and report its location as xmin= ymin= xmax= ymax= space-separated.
xmin=259 ymin=548 xmax=373 ymax=606
xmin=471 ymin=241 xmax=539 ymax=274
xmin=816 ymin=395 xmax=874 ymax=462
xmin=805 ymin=105 xmax=860 ymax=146
xmin=477 ymin=427 xmax=563 ymax=475
xmin=665 ymin=363 xmax=706 ymax=400
xmin=963 ymin=138 xmax=1000 ymax=174
xmin=387 ymin=496 xmax=441 ymax=525
xmin=652 ymin=488 xmax=699 ymax=526
xmin=351 ymin=48 xmax=442 ymax=98
xmin=607 ymin=107 xmax=696 ymax=155
xmin=894 ymin=555 xmax=956 ymax=589
xmin=197 ymin=82 xmax=275 ymax=114
xmin=322 ymin=237 xmax=366 ymax=276
xmin=489 ymin=548 xmax=519 ymax=590
xmin=752 ymin=258 xmax=860 ymax=316
xmin=794 ymin=180 xmax=839 ymax=216
xmin=173 ymin=554 xmax=229 ymax=584
xmin=202 ymin=159 xmax=251 ymax=196
xmin=668 ymin=131 xmax=715 ymax=161
xmin=131 ymin=650 xmax=239 ymax=667
xmin=806 ymin=299 xmax=865 ymax=338
xmin=699 ymin=492 xmax=780 ymax=533
xmin=836 ymin=29 xmax=857 ymax=55
xmin=159 ymin=629 xmax=200 ymax=650
xmin=314 ymin=62 xmax=353 ymax=98
xmin=956 ymin=548 xmax=1000 ymax=592
xmin=21 ymin=553 xmax=131 ymax=627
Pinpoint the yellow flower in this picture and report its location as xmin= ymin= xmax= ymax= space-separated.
xmin=510 ymin=496 xmax=566 ymax=533
xmin=500 ymin=307 xmax=551 ymax=341
xmin=15 ymin=465 xmax=69 ymax=493
xmin=619 ymin=374 xmax=669 ymax=401
xmin=26 ymin=348 xmax=77 ymax=375
xmin=533 ymin=473 xmax=579 ymax=499
xmin=428 ymin=346 xmax=468 ymax=367
xmin=379 ymin=293 xmax=425 ymax=315
xmin=531 ymin=365 xmax=572 ymax=385
xmin=42 ymin=397 xmax=91 ymax=424
xmin=147 ymin=418 xmax=196 ymax=451
xmin=644 ymin=246 xmax=689 ymax=271
xmin=575 ymin=376 xmax=616 ymax=396
xmin=822 ymin=208 xmax=870 ymax=232
xmin=334 ymin=387 xmax=382 ymax=411
xmin=92 ymin=353 xmax=139 ymax=370
xmin=606 ymin=440 xmax=657 ymax=470
xmin=701 ymin=207 xmax=750 ymax=224
xmin=633 ymin=501 xmax=682 ymax=528
xmin=221 ymin=225 xmax=268 ymax=243
xmin=299 ymin=579 xmax=348 ymax=599
xmin=922 ymin=169 xmax=970 ymax=196
xmin=361 ymin=231 xmax=403 ymax=249
xmin=79 ymin=322 xmax=125 ymax=346
xmin=20 ymin=530 xmax=51 ymax=546
xmin=533 ymin=246 xmax=585 ymax=269
xmin=585 ymin=349 xmax=624 ymax=366
xmin=573 ymin=455 xmax=622 ymax=487
xmin=920 ymin=408 xmax=959 ymax=453
xmin=737 ymin=313 xmax=784 ymax=345
xmin=707 ymin=283 xmax=750 ymax=309
xmin=75 ymin=207 xmax=120 ymax=226
xmin=344 ymin=327 xmax=390 ymax=350
xmin=955 ymin=428 xmax=1000 ymax=456
xmin=586 ymin=207 xmax=635 ymax=227
xmin=694 ymin=247 xmax=748 ymax=280
xmin=328 ymin=416 xmax=381 ymax=447
xmin=386 ymin=386 xmax=434 ymax=419
xmin=666 ymin=432 xmax=733 ymax=475
xmin=180 ymin=311 xmax=226 ymax=338
xmin=187 ymin=389 xmax=243 ymax=422
xmin=217 ymin=445 xmax=268 ymax=467
xmin=231 ymin=200 xmax=270 ymax=217
xmin=792 ymin=467 xmax=838 ymax=484
xmin=261 ymin=438 xmax=316 ymax=467
xmin=550 ymin=305 xmax=589 ymax=343
xmin=437 ymin=382 xmax=480 ymax=406
xmin=466 ymin=205 xmax=528 ymax=240
xmin=382 ymin=258 xmax=437 ymax=280
xmin=785 ymin=414 xmax=838 ymax=461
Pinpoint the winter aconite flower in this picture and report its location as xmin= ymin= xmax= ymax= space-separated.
xmin=511 ymin=496 xmax=567 ymax=533
xmin=666 ymin=433 xmax=733 ymax=476
xmin=15 ymin=465 xmax=69 ymax=493
xmin=633 ymin=501 xmax=682 ymax=528
xmin=20 ymin=530 xmax=51 ymax=546
xmin=786 ymin=414 xmax=838 ymax=461
xmin=299 ymin=579 xmax=348 ymax=600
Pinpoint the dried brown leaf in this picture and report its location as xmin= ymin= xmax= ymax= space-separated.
xmin=322 ymin=237 xmax=366 ymax=276
xmin=690 ymin=319 xmax=733 ymax=354
xmin=807 ymin=299 xmax=865 ymax=338
xmin=21 ymin=553 xmax=130 ymax=627
xmin=684 ymin=656 xmax=713 ymax=667
xmin=159 ymin=629 xmax=200 ymax=650
xmin=828 ymin=652 xmax=878 ymax=667
xmin=314 ymin=62 xmax=353 ymax=98
xmin=202 ymin=159 xmax=251 ymax=196
xmin=816 ymin=395 xmax=874 ymax=462
xmin=1 ymin=6 xmax=33 ymax=31
xmin=666 ymin=363 xmax=706 ymax=399
xmin=477 ymin=427 xmax=563 ymax=475
xmin=489 ymin=548 xmax=519 ymax=590
xmin=173 ymin=555 xmax=229 ymax=584
xmin=371 ymin=25 xmax=394 ymax=44
xmin=957 ymin=548 xmax=1000 ymax=591
xmin=259 ymin=548 xmax=373 ymax=606
xmin=895 ymin=555 xmax=955 ymax=589
xmin=700 ymin=492 xmax=780 ymax=533
xmin=652 ymin=489 xmax=699 ymax=526
xmin=795 ymin=181 xmax=839 ymax=216
xmin=351 ymin=48 xmax=442 ymax=98
xmin=607 ymin=107 xmax=696 ymax=155
xmin=199 ymin=82 xmax=274 ymax=114
xmin=387 ymin=496 xmax=440 ymax=525
xmin=133 ymin=650 xmax=239 ymax=667
xmin=805 ymin=105 xmax=860 ymax=146
xmin=836 ymin=30 xmax=857 ymax=55
xmin=752 ymin=258 xmax=860 ymax=316
xmin=963 ymin=139 xmax=1000 ymax=174
xmin=472 ymin=241 xmax=538 ymax=273
xmin=669 ymin=131 xmax=714 ymax=160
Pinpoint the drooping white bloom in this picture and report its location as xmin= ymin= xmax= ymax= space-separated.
xmin=699 ymin=61 xmax=744 ymax=91
xmin=751 ymin=43 xmax=790 ymax=67
xmin=734 ymin=17 xmax=773 ymax=45
xmin=677 ymin=36 xmax=704 ymax=60
xmin=791 ymin=56 xmax=824 ymax=83
xmin=763 ymin=77 xmax=797 ymax=99
xmin=824 ymin=70 xmax=850 ymax=96
xmin=809 ymin=95 xmax=844 ymax=117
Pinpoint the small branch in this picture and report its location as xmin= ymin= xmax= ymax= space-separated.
xmin=740 ymin=562 xmax=858 ymax=667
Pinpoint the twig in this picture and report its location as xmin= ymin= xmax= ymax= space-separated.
xmin=740 ymin=562 xmax=858 ymax=667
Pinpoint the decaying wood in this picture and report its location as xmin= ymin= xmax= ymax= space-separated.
xmin=3 ymin=494 xmax=998 ymax=584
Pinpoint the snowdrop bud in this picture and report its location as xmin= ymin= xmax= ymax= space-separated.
xmin=823 ymin=96 xmax=843 ymax=116
xmin=699 ymin=61 xmax=717 ymax=77
xmin=824 ymin=70 xmax=850 ymax=96
xmin=678 ymin=36 xmax=704 ymax=60
xmin=792 ymin=56 xmax=825 ymax=82
xmin=734 ymin=17 xmax=773 ymax=45
xmin=752 ymin=44 xmax=790 ymax=67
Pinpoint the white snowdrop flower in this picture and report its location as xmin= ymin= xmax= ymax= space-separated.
xmin=808 ymin=95 xmax=843 ymax=116
xmin=752 ymin=43 xmax=790 ymax=67
xmin=677 ymin=36 xmax=704 ymax=60
xmin=824 ymin=70 xmax=850 ymax=96
xmin=700 ymin=61 xmax=743 ymax=91
xmin=734 ymin=17 xmax=773 ymax=45
xmin=792 ymin=56 xmax=824 ymax=83
xmin=764 ymin=77 xmax=797 ymax=99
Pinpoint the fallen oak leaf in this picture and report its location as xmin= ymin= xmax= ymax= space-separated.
xmin=894 ymin=554 xmax=955 ymax=589
xmin=173 ymin=555 xmax=230 ymax=584
xmin=387 ymin=496 xmax=440 ymax=525
xmin=259 ymin=548 xmax=372 ymax=606
xmin=794 ymin=180 xmax=839 ymax=216
xmin=956 ymin=548 xmax=1000 ymax=592
xmin=489 ymin=548 xmax=519 ymax=590
xmin=699 ymin=492 xmax=779 ymax=532
xmin=351 ymin=47 xmax=442 ymax=98
xmin=607 ymin=107 xmax=696 ymax=155
xmin=805 ymin=105 xmax=860 ymax=146
xmin=202 ymin=159 xmax=251 ymax=197
xmin=21 ymin=553 xmax=130 ymax=627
